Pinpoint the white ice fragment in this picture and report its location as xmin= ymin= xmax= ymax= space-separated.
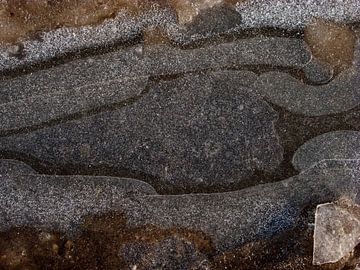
xmin=313 ymin=200 xmax=360 ymax=265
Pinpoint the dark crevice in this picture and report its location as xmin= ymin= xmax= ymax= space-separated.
xmin=0 ymin=150 xmax=161 ymax=191
xmin=175 ymin=26 xmax=304 ymax=50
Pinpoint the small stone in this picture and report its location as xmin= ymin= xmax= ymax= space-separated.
xmin=6 ymin=44 xmax=23 ymax=57
xmin=313 ymin=199 xmax=360 ymax=265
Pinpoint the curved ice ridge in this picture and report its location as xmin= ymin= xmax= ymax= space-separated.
xmin=248 ymin=39 xmax=360 ymax=116
xmin=2 ymin=36 xmax=358 ymax=122
xmin=0 ymin=37 xmax=329 ymax=102
xmin=0 ymin=77 xmax=148 ymax=133
xmin=0 ymin=159 xmax=359 ymax=251
xmin=292 ymin=131 xmax=360 ymax=172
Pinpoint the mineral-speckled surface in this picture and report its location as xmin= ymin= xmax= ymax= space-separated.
xmin=1 ymin=1 xmax=360 ymax=269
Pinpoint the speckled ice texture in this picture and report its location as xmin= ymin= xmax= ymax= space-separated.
xmin=1 ymin=0 xmax=360 ymax=73
xmin=1 ymin=0 xmax=360 ymax=268
xmin=0 ymin=72 xmax=284 ymax=192
xmin=252 ymin=40 xmax=360 ymax=116
xmin=0 ymin=159 xmax=37 ymax=175
xmin=293 ymin=131 xmax=360 ymax=171
xmin=1 ymin=159 xmax=360 ymax=251
xmin=236 ymin=0 xmax=360 ymax=29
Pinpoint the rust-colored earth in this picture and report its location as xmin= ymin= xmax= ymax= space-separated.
xmin=1 ymin=212 xmax=359 ymax=270
xmin=0 ymin=0 xmax=242 ymax=45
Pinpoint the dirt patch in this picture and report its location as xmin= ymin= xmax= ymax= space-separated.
xmin=304 ymin=19 xmax=356 ymax=73
xmin=0 ymin=212 xmax=214 ymax=269
xmin=2 ymin=211 xmax=360 ymax=269
xmin=0 ymin=0 xmax=243 ymax=45
xmin=0 ymin=0 xmax=143 ymax=45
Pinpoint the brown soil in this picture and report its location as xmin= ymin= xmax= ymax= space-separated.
xmin=0 ymin=0 xmax=242 ymax=45
xmin=1 ymin=211 xmax=360 ymax=270
xmin=0 ymin=212 xmax=214 ymax=270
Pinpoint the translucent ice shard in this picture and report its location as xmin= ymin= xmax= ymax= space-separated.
xmin=313 ymin=200 xmax=360 ymax=265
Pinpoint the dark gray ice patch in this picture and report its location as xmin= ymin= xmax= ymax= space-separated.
xmin=0 ymin=174 xmax=156 ymax=232
xmin=0 ymin=159 xmax=37 ymax=175
xmin=0 ymin=77 xmax=148 ymax=133
xmin=124 ymin=166 xmax=360 ymax=250
xmin=0 ymin=72 xmax=283 ymax=192
xmin=302 ymin=58 xmax=333 ymax=84
xmin=1 ymin=161 xmax=360 ymax=250
xmin=345 ymin=110 xmax=360 ymax=129
xmin=179 ymin=4 xmax=242 ymax=39
xmin=0 ymin=37 xmax=329 ymax=104
xmin=252 ymin=67 xmax=360 ymax=116
xmin=292 ymin=131 xmax=360 ymax=172
xmin=303 ymin=159 xmax=360 ymax=174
